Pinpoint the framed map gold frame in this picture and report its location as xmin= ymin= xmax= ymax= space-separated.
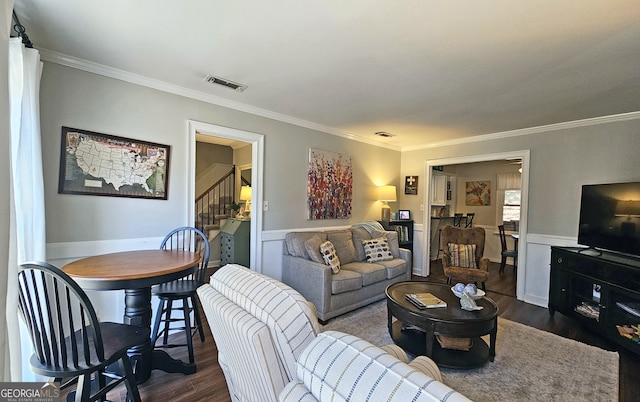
xmin=58 ymin=127 xmax=170 ymax=200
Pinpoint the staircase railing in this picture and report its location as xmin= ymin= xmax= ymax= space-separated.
xmin=195 ymin=166 xmax=235 ymax=233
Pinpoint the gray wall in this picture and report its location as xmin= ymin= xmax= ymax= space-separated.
xmin=401 ymin=122 xmax=640 ymax=236
xmin=196 ymin=142 xmax=233 ymax=174
xmin=39 ymin=62 xmax=401 ymax=244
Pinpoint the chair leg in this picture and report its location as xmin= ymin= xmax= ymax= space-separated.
xmin=499 ymin=256 xmax=507 ymax=274
xmin=481 ymin=282 xmax=486 ymax=291
xmin=446 ymin=276 xmax=452 ymax=285
xmin=192 ymin=298 xmax=205 ymax=342
xmin=151 ymin=298 xmax=165 ymax=345
xmin=162 ymin=299 xmax=173 ymax=346
xmin=119 ymin=355 xmax=142 ymax=402
xmin=182 ymin=297 xmax=195 ymax=364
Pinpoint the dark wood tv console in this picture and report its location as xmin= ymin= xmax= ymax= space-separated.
xmin=549 ymin=246 xmax=640 ymax=355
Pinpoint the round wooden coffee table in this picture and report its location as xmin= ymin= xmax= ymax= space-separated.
xmin=385 ymin=281 xmax=498 ymax=369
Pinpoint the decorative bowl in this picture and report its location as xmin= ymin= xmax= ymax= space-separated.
xmin=451 ymin=287 xmax=485 ymax=300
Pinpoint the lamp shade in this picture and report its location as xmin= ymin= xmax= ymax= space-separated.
xmin=378 ymin=185 xmax=397 ymax=202
xmin=240 ymin=186 xmax=252 ymax=201
xmin=616 ymin=200 xmax=640 ymax=216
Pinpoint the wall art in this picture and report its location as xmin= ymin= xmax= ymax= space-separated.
xmin=307 ymin=148 xmax=352 ymax=219
xmin=58 ymin=126 xmax=170 ymax=200
xmin=405 ymin=175 xmax=418 ymax=195
xmin=465 ymin=180 xmax=491 ymax=206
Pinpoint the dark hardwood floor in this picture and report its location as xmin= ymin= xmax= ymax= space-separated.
xmin=91 ymin=262 xmax=638 ymax=401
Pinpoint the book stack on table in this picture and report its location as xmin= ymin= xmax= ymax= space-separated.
xmin=405 ymin=292 xmax=447 ymax=309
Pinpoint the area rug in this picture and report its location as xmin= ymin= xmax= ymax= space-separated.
xmin=322 ymin=300 xmax=619 ymax=402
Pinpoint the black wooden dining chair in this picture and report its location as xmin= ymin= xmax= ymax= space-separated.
xmin=151 ymin=227 xmax=210 ymax=364
xmin=453 ymin=213 xmax=464 ymax=227
xmin=17 ymin=262 xmax=148 ymax=402
xmin=498 ymin=224 xmax=518 ymax=274
xmin=465 ymin=213 xmax=475 ymax=228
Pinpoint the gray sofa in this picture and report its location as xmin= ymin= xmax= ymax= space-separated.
xmin=282 ymin=225 xmax=412 ymax=323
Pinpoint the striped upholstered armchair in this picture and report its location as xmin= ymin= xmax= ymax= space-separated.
xmin=198 ymin=264 xmax=469 ymax=402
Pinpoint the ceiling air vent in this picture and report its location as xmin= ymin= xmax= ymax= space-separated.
xmin=375 ymin=131 xmax=396 ymax=138
xmin=205 ymin=75 xmax=247 ymax=92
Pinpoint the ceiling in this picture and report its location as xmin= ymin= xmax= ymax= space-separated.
xmin=12 ymin=0 xmax=640 ymax=150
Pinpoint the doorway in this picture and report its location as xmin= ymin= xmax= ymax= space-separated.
xmin=187 ymin=120 xmax=265 ymax=272
xmin=423 ymin=150 xmax=530 ymax=300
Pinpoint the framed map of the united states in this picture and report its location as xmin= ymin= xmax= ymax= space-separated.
xmin=58 ymin=127 xmax=170 ymax=200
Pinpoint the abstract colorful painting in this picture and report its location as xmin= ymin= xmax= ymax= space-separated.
xmin=307 ymin=148 xmax=352 ymax=219
xmin=466 ymin=180 xmax=491 ymax=206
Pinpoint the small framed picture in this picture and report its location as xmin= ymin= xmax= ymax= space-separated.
xmin=398 ymin=210 xmax=411 ymax=220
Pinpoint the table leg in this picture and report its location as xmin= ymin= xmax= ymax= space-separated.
xmin=425 ymin=323 xmax=435 ymax=357
xmin=123 ymin=288 xmax=196 ymax=383
xmin=124 ymin=288 xmax=153 ymax=382
xmin=489 ymin=317 xmax=497 ymax=362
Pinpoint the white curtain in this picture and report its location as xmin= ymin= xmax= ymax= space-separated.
xmin=7 ymin=31 xmax=46 ymax=381
xmin=495 ymin=173 xmax=522 ymax=227
xmin=0 ymin=1 xmax=14 ymax=382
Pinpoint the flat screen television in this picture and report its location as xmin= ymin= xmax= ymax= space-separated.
xmin=578 ymin=181 xmax=640 ymax=257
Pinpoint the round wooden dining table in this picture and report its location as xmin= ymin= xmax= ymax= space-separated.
xmin=63 ymin=249 xmax=201 ymax=383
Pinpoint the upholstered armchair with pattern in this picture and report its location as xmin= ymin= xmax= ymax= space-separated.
xmin=198 ymin=264 xmax=466 ymax=402
xmin=440 ymin=225 xmax=490 ymax=290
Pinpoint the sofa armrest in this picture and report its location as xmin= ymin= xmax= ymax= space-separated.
xmin=399 ymin=248 xmax=412 ymax=264
xmin=282 ymin=255 xmax=332 ymax=318
xmin=408 ymin=356 xmax=443 ymax=382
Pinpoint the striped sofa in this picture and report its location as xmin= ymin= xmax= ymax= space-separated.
xmin=279 ymin=331 xmax=472 ymax=402
xmin=198 ymin=264 xmax=470 ymax=402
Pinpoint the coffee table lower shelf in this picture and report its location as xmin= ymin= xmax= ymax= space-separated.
xmin=390 ymin=321 xmax=490 ymax=369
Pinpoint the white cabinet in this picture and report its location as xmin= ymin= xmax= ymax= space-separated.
xmin=431 ymin=174 xmax=447 ymax=206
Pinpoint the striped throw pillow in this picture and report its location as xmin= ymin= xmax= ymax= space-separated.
xmin=448 ymin=243 xmax=477 ymax=268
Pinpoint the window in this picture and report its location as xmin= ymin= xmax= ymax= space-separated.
xmin=503 ymin=189 xmax=521 ymax=222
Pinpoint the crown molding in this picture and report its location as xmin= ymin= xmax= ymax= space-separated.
xmin=401 ymin=111 xmax=640 ymax=152
xmin=38 ymin=48 xmax=401 ymax=151
xmin=39 ymin=48 xmax=639 ymax=154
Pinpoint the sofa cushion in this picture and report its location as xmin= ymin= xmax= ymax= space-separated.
xmin=285 ymin=232 xmax=326 ymax=259
xmin=320 ymin=241 xmax=341 ymax=273
xmin=330 ymin=269 xmax=362 ymax=295
xmin=342 ymin=261 xmax=387 ymax=286
xmin=372 ymin=229 xmax=401 ymax=258
xmin=326 ymin=229 xmax=357 ymax=264
xmin=351 ymin=226 xmax=371 ymax=261
xmin=377 ymin=258 xmax=409 ymax=279
xmin=362 ymin=237 xmax=394 ymax=263
xmin=448 ymin=243 xmax=477 ymax=268
xmin=304 ymin=235 xmax=325 ymax=264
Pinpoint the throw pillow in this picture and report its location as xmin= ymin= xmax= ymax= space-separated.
xmin=448 ymin=243 xmax=477 ymax=268
xmin=326 ymin=230 xmax=357 ymax=264
xmin=362 ymin=237 xmax=393 ymax=263
xmin=304 ymin=235 xmax=325 ymax=264
xmin=320 ymin=241 xmax=341 ymax=273
xmin=371 ymin=229 xmax=400 ymax=258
